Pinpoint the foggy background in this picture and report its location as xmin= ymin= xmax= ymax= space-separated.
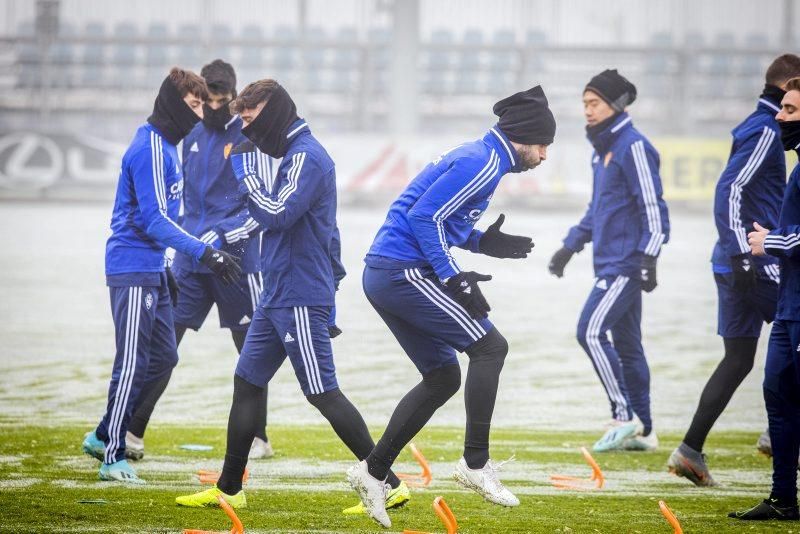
xmin=0 ymin=1 xmax=794 ymax=432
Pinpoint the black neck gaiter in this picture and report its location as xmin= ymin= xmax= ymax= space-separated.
xmin=761 ymin=84 xmax=786 ymax=108
xmin=241 ymin=85 xmax=299 ymax=158
xmin=780 ymin=119 xmax=800 ymax=151
xmin=202 ymin=103 xmax=234 ymax=131
xmin=147 ymin=76 xmax=201 ymax=145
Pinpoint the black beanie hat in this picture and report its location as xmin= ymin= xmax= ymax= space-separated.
xmin=201 ymin=59 xmax=237 ymax=97
xmin=493 ymin=85 xmax=556 ymax=145
xmin=585 ymin=69 xmax=637 ymax=112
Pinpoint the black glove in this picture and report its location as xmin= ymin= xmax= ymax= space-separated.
xmin=200 ymin=246 xmax=242 ymax=285
xmin=478 ymin=214 xmax=534 ymax=259
xmin=328 ymin=325 xmax=343 ymax=338
xmin=641 ymin=255 xmax=658 ymax=293
xmin=731 ymin=253 xmax=756 ymax=292
xmin=165 ymin=266 xmax=179 ymax=307
xmin=548 ymin=247 xmax=574 ymax=278
xmin=445 ymin=271 xmax=492 ymax=319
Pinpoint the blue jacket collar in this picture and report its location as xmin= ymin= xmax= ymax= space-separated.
xmin=486 ymin=126 xmax=517 ymax=173
xmin=287 ymin=119 xmax=309 ymax=142
xmin=586 ymin=112 xmax=632 ymax=155
xmin=758 ymin=97 xmax=781 ymax=115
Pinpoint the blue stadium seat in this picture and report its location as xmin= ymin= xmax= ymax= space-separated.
xmin=523 ymin=29 xmax=547 ymax=77
xmin=423 ymin=28 xmax=454 ymax=94
xmin=238 ymin=24 xmax=266 ymax=86
xmin=708 ymin=32 xmax=735 ymax=75
xmin=486 ymin=29 xmax=517 ymax=96
xmin=273 ymin=25 xmax=298 ymax=74
xmin=15 ymin=21 xmax=41 ymax=88
xmin=145 ymin=23 xmax=171 ymax=88
xmin=644 ymin=32 xmax=673 ymax=97
xmin=81 ymin=22 xmax=106 ymax=88
xmin=740 ymin=33 xmax=768 ymax=76
xmin=330 ymin=27 xmax=360 ymax=93
xmin=176 ymin=24 xmax=203 ymax=70
xmin=456 ymin=28 xmax=484 ymax=94
xmin=51 ymin=23 xmax=76 ymax=87
xmin=304 ymin=26 xmax=327 ymax=91
xmin=210 ymin=24 xmax=234 ymax=64
xmin=366 ymin=27 xmax=391 ymax=94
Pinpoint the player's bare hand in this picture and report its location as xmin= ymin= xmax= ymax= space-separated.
xmin=748 ymin=221 xmax=770 ymax=257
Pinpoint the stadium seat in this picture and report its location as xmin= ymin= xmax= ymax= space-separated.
xmin=238 ymin=24 xmax=266 ymax=86
xmin=176 ymin=24 xmax=204 ymax=70
xmin=304 ymin=26 xmax=328 ymax=92
xmin=81 ymin=22 xmax=106 ymax=88
xmin=51 ymin=23 xmax=76 ymax=87
xmin=366 ymin=27 xmax=391 ymax=95
xmin=273 ymin=25 xmax=299 ymax=75
xmin=523 ymin=29 xmax=547 ymax=77
xmin=486 ymin=29 xmax=517 ymax=96
xmin=423 ymin=28 xmax=454 ymax=95
xmin=456 ymin=28 xmax=484 ymax=95
xmin=15 ymin=21 xmax=41 ymax=88
xmin=210 ymin=24 xmax=234 ymax=64
xmin=145 ymin=23 xmax=171 ymax=88
xmin=330 ymin=27 xmax=360 ymax=93
xmin=644 ymin=32 xmax=673 ymax=98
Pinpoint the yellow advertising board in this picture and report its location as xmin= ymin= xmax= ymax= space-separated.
xmin=657 ymin=138 xmax=798 ymax=201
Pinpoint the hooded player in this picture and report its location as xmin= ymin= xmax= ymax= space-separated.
xmin=347 ymin=86 xmax=555 ymax=527
xmin=81 ymin=68 xmax=242 ymax=484
xmin=548 ymin=69 xmax=670 ymax=453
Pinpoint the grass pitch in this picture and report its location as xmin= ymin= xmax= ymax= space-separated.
xmin=0 ymin=422 xmax=788 ymax=533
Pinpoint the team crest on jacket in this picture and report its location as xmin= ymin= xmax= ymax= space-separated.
xmin=604 ymin=152 xmax=613 ymax=167
xmin=224 ymin=143 xmax=233 ymax=159
xmin=145 ymin=292 xmax=153 ymax=310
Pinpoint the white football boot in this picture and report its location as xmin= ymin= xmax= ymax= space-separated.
xmin=623 ymin=430 xmax=659 ymax=451
xmin=453 ymin=457 xmax=520 ymax=507
xmin=346 ymin=460 xmax=391 ymax=528
xmin=125 ymin=432 xmax=144 ymax=461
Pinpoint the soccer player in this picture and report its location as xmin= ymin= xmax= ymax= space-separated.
xmin=81 ymin=68 xmax=242 ymax=484
xmin=174 ymin=80 xmax=408 ymax=512
xmin=348 ymin=86 xmax=553 ymax=527
xmin=730 ymin=77 xmax=800 ymax=522
xmin=123 ymin=59 xmax=277 ymax=461
xmin=548 ymin=69 xmax=670 ymax=452
xmin=669 ymin=54 xmax=800 ymax=486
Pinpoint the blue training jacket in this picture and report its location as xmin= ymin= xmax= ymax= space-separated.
xmin=764 ymin=160 xmax=800 ymax=321
xmin=106 ymin=123 xmax=206 ymax=284
xmin=241 ymin=119 xmax=340 ymax=308
xmin=366 ymin=126 xmax=519 ymax=281
xmin=174 ymin=117 xmax=273 ymax=275
xmin=563 ymin=113 xmax=670 ymax=278
xmin=711 ymin=96 xmax=783 ymax=281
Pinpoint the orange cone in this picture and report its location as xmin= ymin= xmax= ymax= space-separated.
xmin=197 ymin=468 xmax=249 ymax=485
xmin=659 ymin=500 xmax=683 ymax=534
xmin=550 ymin=447 xmax=605 ymax=490
xmin=397 ymin=443 xmax=433 ymax=488
xmin=403 ymin=496 xmax=458 ymax=534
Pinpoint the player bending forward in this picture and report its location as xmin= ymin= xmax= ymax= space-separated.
xmin=348 ymin=86 xmax=554 ymax=528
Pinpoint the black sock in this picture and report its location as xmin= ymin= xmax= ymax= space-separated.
xmin=231 ymin=329 xmax=269 ymax=443
xmin=307 ymin=388 xmax=400 ymax=488
xmin=683 ymin=337 xmax=757 ymax=452
xmin=463 ymin=328 xmax=508 ymax=469
xmin=217 ymin=375 xmax=263 ymax=495
xmin=127 ymin=370 xmax=172 ymax=438
xmin=366 ymin=364 xmax=461 ymax=481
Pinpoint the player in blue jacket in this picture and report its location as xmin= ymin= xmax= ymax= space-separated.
xmin=731 ymin=77 xmax=800 ymax=522
xmin=81 ymin=68 xmax=242 ymax=484
xmin=124 ymin=60 xmax=277 ymax=461
xmin=175 ymin=80 xmax=406 ymax=514
xmin=548 ymin=70 xmax=670 ymax=453
xmin=347 ymin=86 xmax=554 ymax=527
xmin=669 ymin=55 xmax=800 ymax=487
